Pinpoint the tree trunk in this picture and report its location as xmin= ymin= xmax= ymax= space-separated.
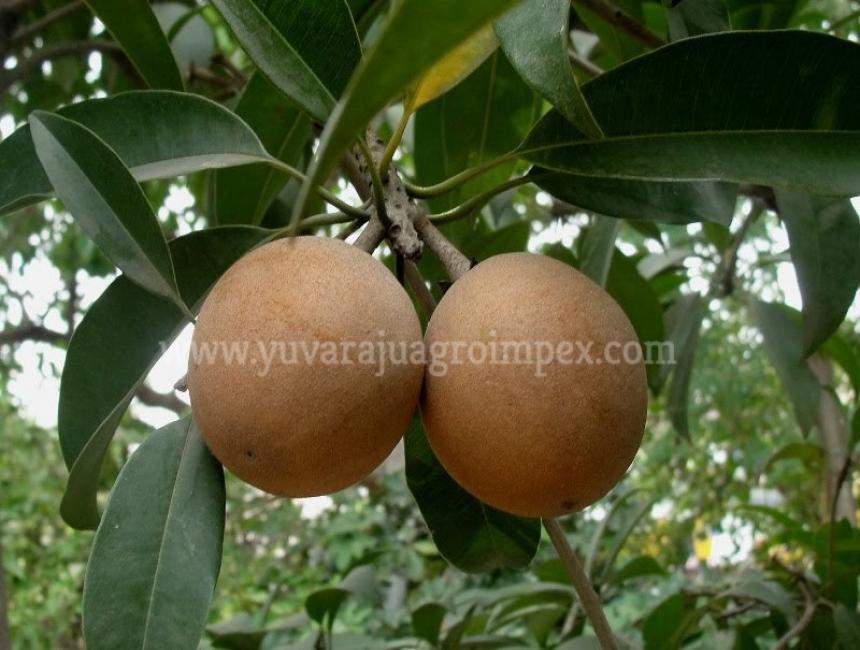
xmin=810 ymin=355 xmax=857 ymax=526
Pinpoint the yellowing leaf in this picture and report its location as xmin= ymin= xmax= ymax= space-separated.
xmin=406 ymin=25 xmax=499 ymax=113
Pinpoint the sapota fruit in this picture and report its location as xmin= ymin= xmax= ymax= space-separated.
xmin=421 ymin=253 xmax=647 ymax=518
xmin=188 ymin=236 xmax=423 ymax=497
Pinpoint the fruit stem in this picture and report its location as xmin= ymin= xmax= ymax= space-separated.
xmin=544 ymin=518 xmax=619 ymax=650
xmin=357 ymin=139 xmax=391 ymax=228
xmin=427 ymin=173 xmax=549 ymax=225
xmin=267 ymin=159 xmax=369 ymax=220
xmin=378 ymin=108 xmax=411 ymax=180
xmin=402 ymin=152 xmax=518 ymax=199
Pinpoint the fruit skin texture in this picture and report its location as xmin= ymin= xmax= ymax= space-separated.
xmin=188 ymin=236 xmax=423 ymax=497
xmin=421 ymin=253 xmax=647 ymax=518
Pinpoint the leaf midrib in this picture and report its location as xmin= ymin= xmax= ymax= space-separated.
xmin=140 ymin=420 xmax=195 ymax=649
xmin=520 ymin=127 xmax=860 ymax=157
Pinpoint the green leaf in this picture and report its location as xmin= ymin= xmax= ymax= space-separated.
xmin=59 ymin=226 xmax=270 ymax=530
xmin=495 ymin=0 xmax=602 ymax=139
xmin=822 ymin=333 xmax=860 ymax=398
xmin=210 ymin=0 xmax=361 ymax=121
xmin=665 ymin=0 xmax=731 ymax=40
xmin=532 ymin=173 xmax=737 ymax=225
xmin=579 ymin=218 xmax=619 ymax=286
xmin=306 ymin=588 xmax=350 ymax=629
xmin=83 ymin=0 xmax=184 ymax=90
xmin=414 ymin=50 xmax=537 ymax=217
xmin=776 ymin=191 xmax=860 ymax=355
xmin=608 ymin=555 xmax=667 ymax=585
xmin=750 ymin=300 xmax=820 ymax=434
xmin=730 ymin=573 xmax=797 ymax=623
xmin=637 ymin=249 xmax=690 ymax=279
xmin=294 ymin=0 xmax=524 ymax=226
xmin=606 ymin=252 xmax=665 ymax=390
xmin=764 ymin=442 xmax=823 ymax=472
xmin=1 ymin=91 xmax=270 ymax=217
xmin=834 ymin=603 xmax=860 ymax=649
xmin=665 ymin=294 xmax=706 ymax=437
xmin=412 ymin=603 xmax=447 ymax=645
xmin=29 ymin=111 xmax=184 ymax=308
xmin=521 ymin=32 xmax=860 ymax=196
xmin=404 ymin=419 xmax=540 ymax=573
xmin=82 ymin=419 xmax=225 ymax=650
xmin=205 ymin=613 xmax=266 ymax=650
xmin=642 ymin=593 xmax=701 ymax=650
xmin=407 ymin=25 xmax=500 ymax=113
xmin=213 ymin=73 xmax=311 ymax=225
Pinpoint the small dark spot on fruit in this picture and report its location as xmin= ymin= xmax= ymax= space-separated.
xmin=245 ymin=450 xmax=256 ymax=461
xmin=561 ymin=499 xmax=576 ymax=511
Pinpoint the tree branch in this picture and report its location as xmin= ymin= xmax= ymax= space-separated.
xmin=773 ymin=581 xmax=817 ymax=650
xmin=135 ymin=384 xmax=188 ymax=414
xmin=0 ymin=39 xmax=122 ymax=93
xmin=9 ymin=0 xmax=85 ymax=47
xmin=569 ymin=49 xmax=604 ymax=78
xmin=709 ymin=207 xmax=760 ymax=298
xmin=0 ymin=321 xmax=67 ymax=346
xmin=342 ymin=131 xmax=423 ymax=258
xmin=571 ymin=0 xmax=665 ymax=48
xmin=413 ymin=213 xmax=472 ymax=281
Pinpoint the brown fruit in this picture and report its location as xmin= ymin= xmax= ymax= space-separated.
xmin=421 ymin=253 xmax=647 ymax=518
xmin=188 ymin=236 xmax=423 ymax=497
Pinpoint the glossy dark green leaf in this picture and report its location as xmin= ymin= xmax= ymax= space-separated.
xmin=83 ymin=419 xmax=225 ymax=650
xmin=415 ymin=51 xmax=537 ymax=218
xmin=750 ymin=300 xmax=820 ymax=434
xmin=0 ymin=91 xmax=270 ymax=217
xmin=495 ymin=0 xmax=602 ymax=139
xmin=776 ymin=191 xmax=860 ymax=355
xmin=295 ymin=0 xmax=524 ymax=225
xmin=579 ymin=218 xmax=619 ymax=286
xmin=606 ymin=251 xmax=665 ymax=390
xmin=210 ymin=0 xmax=361 ymax=121
xmin=404 ymin=419 xmax=540 ymax=573
xmin=83 ymin=0 xmax=184 ymax=90
xmin=29 ymin=111 xmax=183 ymax=307
xmin=412 ymin=603 xmax=447 ymax=645
xmin=665 ymin=294 xmax=706 ymax=437
xmin=726 ymin=0 xmax=802 ymax=29
xmin=665 ymin=0 xmax=731 ymax=40
xmin=532 ymin=173 xmax=737 ymax=225
xmin=608 ymin=555 xmax=668 ymax=585
xmin=213 ymin=73 xmax=311 ymax=225
xmin=59 ymin=226 xmax=270 ymax=530
xmin=521 ymin=32 xmax=860 ymax=196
